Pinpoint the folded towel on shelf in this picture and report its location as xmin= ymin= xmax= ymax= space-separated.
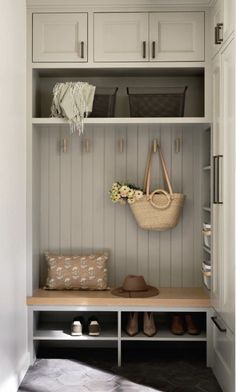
xmin=51 ymin=81 xmax=96 ymax=134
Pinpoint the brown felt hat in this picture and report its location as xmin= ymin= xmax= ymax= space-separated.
xmin=111 ymin=275 xmax=159 ymax=298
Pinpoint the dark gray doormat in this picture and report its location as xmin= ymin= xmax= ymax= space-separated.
xmin=19 ymin=346 xmax=222 ymax=392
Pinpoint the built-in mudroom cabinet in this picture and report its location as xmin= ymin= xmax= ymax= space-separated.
xmin=26 ymin=1 xmax=235 ymax=391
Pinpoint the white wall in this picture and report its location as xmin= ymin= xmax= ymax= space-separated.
xmin=0 ymin=1 xmax=28 ymax=391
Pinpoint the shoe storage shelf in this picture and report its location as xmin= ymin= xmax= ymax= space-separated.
xmin=27 ymin=288 xmax=213 ymax=367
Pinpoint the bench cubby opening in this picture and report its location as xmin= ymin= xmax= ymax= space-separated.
xmin=28 ymin=301 xmax=211 ymax=367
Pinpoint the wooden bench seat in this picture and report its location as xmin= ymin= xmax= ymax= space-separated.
xmin=27 ymin=287 xmax=210 ymax=308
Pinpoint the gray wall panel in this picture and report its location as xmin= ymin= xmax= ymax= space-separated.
xmin=39 ymin=125 xmax=206 ymax=288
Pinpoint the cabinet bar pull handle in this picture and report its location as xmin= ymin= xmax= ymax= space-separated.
xmin=211 ymin=316 xmax=227 ymax=332
xmin=216 ymin=155 xmax=220 ymax=204
xmin=218 ymin=155 xmax=223 ymax=204
xmin=152 ymin=41 xmax=156 ymax=59
xmin=215 ymin=23 xmax=223 ymax=44
xmin=142 ymin=41 xmax=146 ymax=59
xmin=81 ymin=41 xmax=85 ymax=59
xmin=217 ymin=23 xmax=224 ymax=43
xmin=215 ymin=25 xmax=220 ymax=44
xmin=213 ymin=156 xmax=217 ymax=204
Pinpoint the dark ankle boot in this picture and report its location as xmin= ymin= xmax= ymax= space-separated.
xmin=185 ymin=314 xmax=200 ymax=335
xmin=171 ymin=314 xmax=185 ymax=335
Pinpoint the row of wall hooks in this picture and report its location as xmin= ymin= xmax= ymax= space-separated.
xmin=60 ymin=138 xmax=182 ymax=154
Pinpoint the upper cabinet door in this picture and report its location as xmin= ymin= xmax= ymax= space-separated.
xmin=94 ymin=13 xmax=149 ymax=62
xmin=33 ymin=13 xmax=88 ymax=62
xmin=149 ymin=12 xmax=205 ymax=62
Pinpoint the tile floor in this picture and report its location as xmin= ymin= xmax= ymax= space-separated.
xmin=19 ymin=345 xmax=222 ymax=392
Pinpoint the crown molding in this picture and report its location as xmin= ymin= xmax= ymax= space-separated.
xmin=27 ymin=0 xmax=213 ymax=10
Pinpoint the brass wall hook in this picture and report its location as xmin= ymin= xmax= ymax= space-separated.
xmin=83 ymin=137 xmax=91 ymax=153
xmin=175 ymin=138 xmax=181 ymax=153
xmin=118 ymin=137 xmax=124 ymax=153
xmin=61 ymin=138 xmax=68 ymax=153
xmin=152 ymin=139 xmax=158 ymax=152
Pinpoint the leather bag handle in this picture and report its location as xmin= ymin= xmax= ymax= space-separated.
xmin=143 ymin=143 xmax=174 ymax=197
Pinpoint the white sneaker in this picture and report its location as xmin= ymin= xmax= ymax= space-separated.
xmin=88 ymin=318 xmax=101 ymax=336
xmin=71 ymin=320 xmax=83 ymax=336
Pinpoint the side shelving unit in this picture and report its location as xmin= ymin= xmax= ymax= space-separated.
xmin=201 ymin=128 xmax=212 ymax=291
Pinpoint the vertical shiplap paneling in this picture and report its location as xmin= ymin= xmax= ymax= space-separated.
xmin=114 ymin=126 xmax=127 ymax=286
xmin=148 ymin=124 xmax=161 ymax=287
xmin=40 ymin=127 xmax=49 ymax=286
xmin=126 ymin=125 xmax=138 ymax=277
xmin=71 ymin=132 xmax=82 ymax=253
xmin=104 ymin=126 xmax=116 ymax=285
xmin=60 ymin=128 xmax=72 ymax=253
xmin=159 ymin=126 xmax=172 ymax=287
xmin=137 ymin=125 xmax=150 ymax=280
xmin=48 ymin=126 xmax=60 ymax=253
xmin=93 ymin=126 xmax=105 ymax=251
xmin=39 ymin=124 xmax=206 ymax=288
xmin=170 ymin=126 xmax=183 ymax=287
xmin=182 ymin=127 xmax=194 ymax=287
xmin=193 ymin=126 xmax=203 ymax=287
xmin=81 ymin=127 xmax=93 ymax=253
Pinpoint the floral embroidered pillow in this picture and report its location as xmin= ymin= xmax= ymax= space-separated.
xmin=45 ymin=253 xmax=108 ymax=290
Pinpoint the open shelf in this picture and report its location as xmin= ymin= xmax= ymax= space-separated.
xmin=34 ymin=323 xmax=206 ymax=342
xmin=32 ymin=117 xmax=210 ymax=125
xmin=121 ymin=329 xmax=207 ymax=341
xmin=34 ymin=322 xmax=117 ymax=341
xmin=32 ymin=67 xmax=205 ymax=118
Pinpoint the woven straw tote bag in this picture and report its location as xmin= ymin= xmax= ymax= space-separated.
xmin=130 ymin=144 xmax=185 ymax=231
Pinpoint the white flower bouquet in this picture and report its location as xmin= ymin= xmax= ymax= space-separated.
xmin=109 ymin=182 xmax=143 ymax=204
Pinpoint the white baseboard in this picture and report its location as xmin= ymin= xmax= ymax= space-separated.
xmin=0 ymin=352 xmax=30 ymax=392
xmin=17 ymin=351 xmax=30 ymax=387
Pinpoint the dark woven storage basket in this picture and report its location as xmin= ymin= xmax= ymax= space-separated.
xmin=127 ymin=86 xmax=188 ymax=117
xmin=89 ymin=87 xmax=118 ymax=117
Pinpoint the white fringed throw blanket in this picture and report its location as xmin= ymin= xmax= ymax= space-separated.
xmin=51 ymin=82 xmax=96 ymax=134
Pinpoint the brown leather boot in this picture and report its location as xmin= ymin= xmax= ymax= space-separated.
xmin=125 ymin=312 xmax=139 ymax=336
xmin=185 ymin=314 xmax=200 ymax=335
xmin=171 ymin=314 xmax=185 ymax=335
xmin=143 ymin=312 xmax=157 ymax=337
